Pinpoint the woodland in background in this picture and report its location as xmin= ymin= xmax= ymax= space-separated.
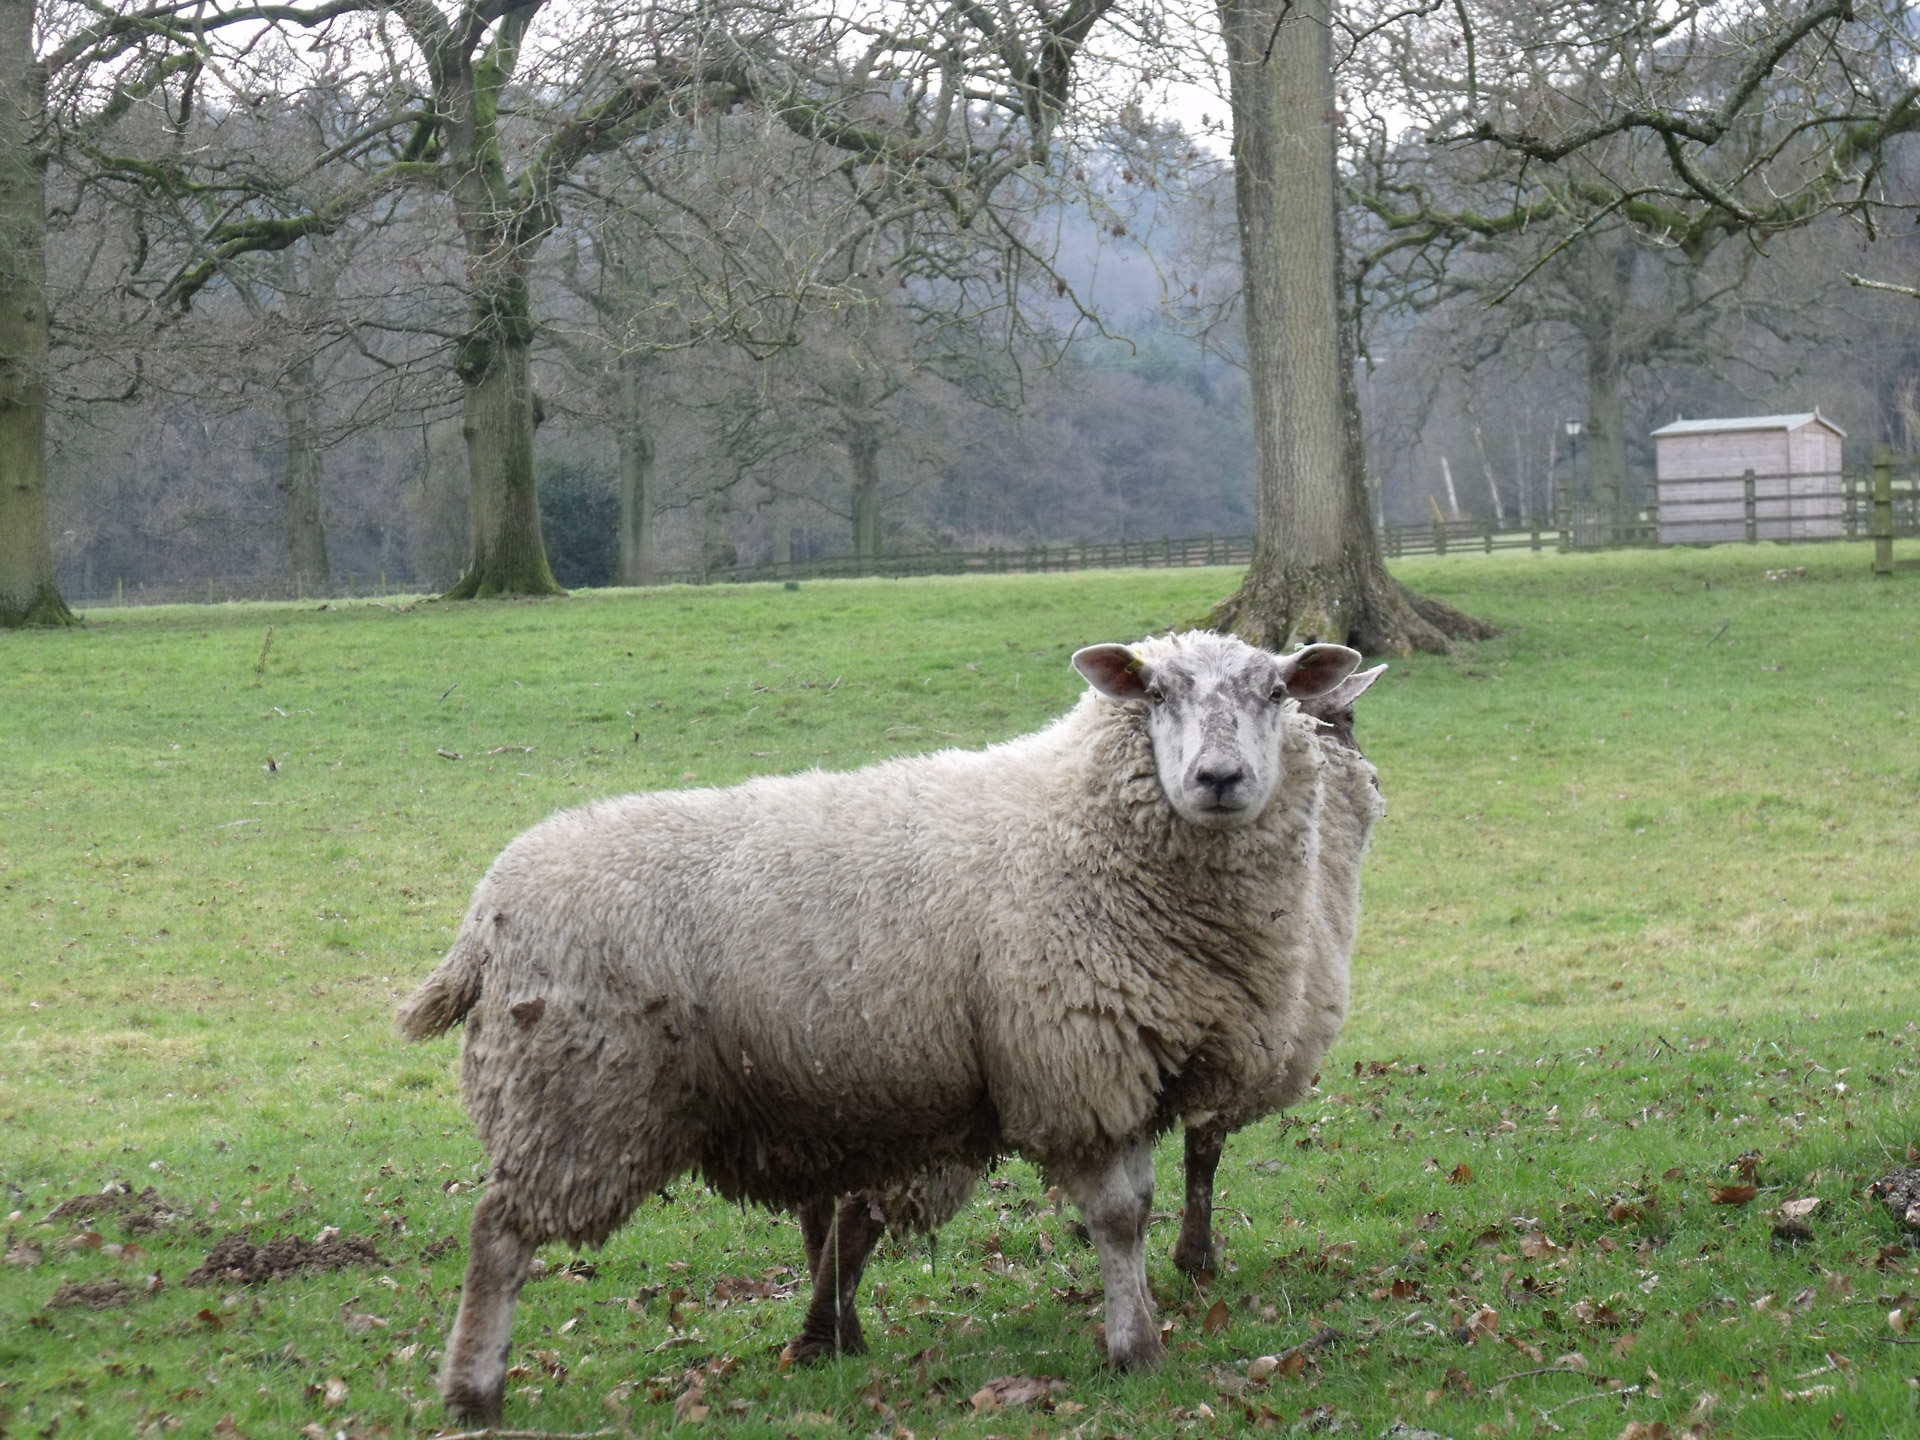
xmin=54 ymin=179 xmax=1919 ymax=602
xmin=30 ymin=1 xmax=1920 ymax=604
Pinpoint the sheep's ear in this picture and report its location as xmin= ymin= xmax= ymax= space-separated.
xmin=1073 ymin=644 xmax=1150 ymax=699
xmin=1322 ymin=662 xmax=1387 ymax=707
xmin=1277 ymin=643 xmax=1362 ymax=700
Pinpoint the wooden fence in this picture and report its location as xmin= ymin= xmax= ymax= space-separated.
xmin=652 ymin=533 xmax=1256 ymax=586
xmin=63 ymin=458 xmax=1920 ymax=608
xmin=665 ymin=464 xmax=1920 ymax=586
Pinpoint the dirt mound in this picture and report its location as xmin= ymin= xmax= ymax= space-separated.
xmin=1871 ymin=1168 xmax=1920 ymax=1232
xmin=187 ymin=1231 xmax=384 ymax=1285
xmin=46 ymin=1278 xmax=134 ymax=1310
xmin=46 ymin=1184 xmax=188 ymax=1234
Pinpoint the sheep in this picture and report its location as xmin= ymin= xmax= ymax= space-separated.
xmin=795 ymin=662 xmax=1389 ymax=1347
xmin=397 ymin=630 xmax=1368 ymax=1423
xmin=1169 ymin=662 xmax=1387 ymax=1276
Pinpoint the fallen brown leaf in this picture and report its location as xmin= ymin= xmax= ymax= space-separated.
xmin=1203 ymin=1298 xmax=1230 ymax=1335
xmin=1710 ymin=1184 xmax=1759 ymax=1206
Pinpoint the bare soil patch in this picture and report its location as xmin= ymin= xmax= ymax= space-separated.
xmin=186 ymin=1232 xmax=384 ymax=1285
xmin=46 ymin=1184 xmax=190 ymax=1235
xmin=46 ymin=1278 xmax=134 ymax=1310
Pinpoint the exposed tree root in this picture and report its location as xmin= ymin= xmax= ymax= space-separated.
xmin=0 ymin=579 xmax=79 ymax=629
xmin=441 ymin=564 xmax=567 ymax=601
xmin=1207 ymin=558 xmax=1495 ymax=658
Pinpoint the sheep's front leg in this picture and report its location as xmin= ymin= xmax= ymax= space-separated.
xmin=440 ymin=1191 xmax=538 ymax=1424
xmin=1172 ymin=1120 xmax=1227 ymax=1276
xmin=1063 ymin=1140 xmax=1164 ymax=1371
xmin=788 ymin=1194 xmax=884 ymax=1361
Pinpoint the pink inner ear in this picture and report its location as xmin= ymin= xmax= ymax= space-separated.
xmin=1072 ymin=644 xmax=1148 ymax=699
xmin=1283 ymin=644 xmax=1361 ymax=699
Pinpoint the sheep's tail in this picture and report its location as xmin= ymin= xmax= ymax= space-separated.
xmin=396 ymin=930 xmax=485 ymax=1041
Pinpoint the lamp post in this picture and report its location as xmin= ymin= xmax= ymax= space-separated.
xmin=1563 ymin=419 xmax=1584 ymax=544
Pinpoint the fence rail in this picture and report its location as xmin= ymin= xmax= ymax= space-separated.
xmin=62 ymin=462 xmax=1920 ymax=608
xmin=651 ymin=533 xmax=1257 ymax=586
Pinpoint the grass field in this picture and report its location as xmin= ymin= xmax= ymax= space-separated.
xmin=2 ymin=543 xmax=1918 ymax=1439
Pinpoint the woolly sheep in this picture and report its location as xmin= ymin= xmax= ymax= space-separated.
xmin=397 ymin=630 xmax=1367 ymax=1423
xmin=1169 ymin=662 xmax=1387 ymax=1275
xmin=800 ymin=663 xmax=1389 ymax=1349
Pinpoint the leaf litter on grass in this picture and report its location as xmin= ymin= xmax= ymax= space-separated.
xmin=11 ymin=554 xmax=1920 ymax=1436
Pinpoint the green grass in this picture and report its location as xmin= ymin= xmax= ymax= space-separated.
xmin=2 ymin=545 xmax=1918 ymax=1439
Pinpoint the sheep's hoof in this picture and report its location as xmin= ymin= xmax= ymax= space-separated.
xmin=1170 ymin=1230 xmax=1219 ymax=1277
xmin=441 ymin=1379 xmax=505 ymax=1427
xmin=782 ymin=1328 xmax=868 ymax=1365
xmin=1108 ymin=1336 xmax=1168 ymax=1373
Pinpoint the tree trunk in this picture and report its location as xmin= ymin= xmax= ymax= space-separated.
xmin=278 ymin=352 xmax=331 ymax=593
xmin=1208 ymin=0 xmax=1486 ymax=655
xmin=769 ymin=490 xmax=793 ymax=567
xmin=848 ymin=424 xmax=882 ymax=564
xmin=438 ymin=14 xmax=563 ymax=602
xmin=442 ymin=281 xmax=563 ymax=599
xmin=615 ymin=356 xmax=655 ymax=587
xmin=699 ymin=487 xmax=731 ymax=578
xmin=1584 ymin=330 xmax=1628 ymax=538
xmin=0 ymin=6 xmax=72 ymax=629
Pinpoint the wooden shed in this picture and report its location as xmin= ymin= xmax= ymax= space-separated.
xmin=1651 ymin=412 xmax=1846 ymax=544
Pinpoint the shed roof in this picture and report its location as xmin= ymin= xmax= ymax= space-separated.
xmin=1650 ymin=411 xmax=1846 ymax=439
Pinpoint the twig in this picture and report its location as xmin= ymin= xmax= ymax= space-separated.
xmin=487 ymin=745 xmax=534 ymax=754
xmin=1541 ymin=1382 xmax=1640 ymax=1419
xmin=431 ymin=1429 xmax=620 ymax=1440
xmin=1493 ymin=1364 xmax=1591 ymax=1387
xmin=1705 ymin=620 xmax=1730 ymax=645
xmin=436 ymin=748 xmax=464 ymax=761
xmin=439 ymin=682 xmax=460 ymax=702
xmin=1846 ymin=272 xmax=1920 ymax=299
xmin=1277 ymin=1326 xmax=1344 ymax=1362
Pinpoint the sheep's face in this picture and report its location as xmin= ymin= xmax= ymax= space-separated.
xmin=1073 ymin=634 xmax=1362 ymax=828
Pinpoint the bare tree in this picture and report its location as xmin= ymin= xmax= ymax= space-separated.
xmin=124 ymin=0 xmax=1126 ymax=600
xmin=1157 ymin=0 xmax=1920 ymax=651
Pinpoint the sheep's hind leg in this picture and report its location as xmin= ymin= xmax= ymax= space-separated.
xmin=787 ymin=1194 xmax=883 ymax=1362
xmin=1172 ymin=1120 xmax=1227 ymax=1276
xmin=439 ymin=1190 xmax=538 ymax=1424
xmin=1063 ymin=1140 xmax=1164 ymax=1372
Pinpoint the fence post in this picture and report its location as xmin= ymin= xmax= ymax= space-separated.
xmin=1874 ymin=444 xmax=1895 ymax=576
xmin=1556 ymin=495 xmax=1570 ymax=553
xmin=1529 ymin=522 xmax=1541 ymax=552
xmin=1432 ymin=521 xmax=1447 ymax=557
xmin=1483 ymin=517 xmax=1494 ymax=554
xmin=1743 ymin=469 xmax=1757 ymax=544
xmin=116 ymin=577 xmax=124 ymax=607
xmin=1844 ymin=474 xmax=1858 ymax=539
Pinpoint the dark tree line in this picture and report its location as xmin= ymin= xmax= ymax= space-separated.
xmin=8 ymin=0 xmax=1920 ymax=643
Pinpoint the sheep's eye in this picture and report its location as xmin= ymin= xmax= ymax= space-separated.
xmin=1269 ymin=686 xmax=1288 ymax=703
xmin=1144 ymin=686 xmax=1166 ymax=704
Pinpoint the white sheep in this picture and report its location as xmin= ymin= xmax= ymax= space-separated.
xmin=398 ymin=631 xmax=1368 ymax=1423
xmin=802 ymin=664 xmax=1389 ymax=1341
xmin=1169 ymin=663 xmax=1387 ymax=1275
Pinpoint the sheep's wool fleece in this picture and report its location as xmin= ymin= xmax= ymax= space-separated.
xmin=1207 ymin=736 xmax=1384 ymax=1129
xmin=400 ymin=648 xmax=1379 ymax=1246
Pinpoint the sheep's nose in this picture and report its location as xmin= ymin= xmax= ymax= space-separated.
xmin=1193 ymin=763 xmax=1245 ymax=800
